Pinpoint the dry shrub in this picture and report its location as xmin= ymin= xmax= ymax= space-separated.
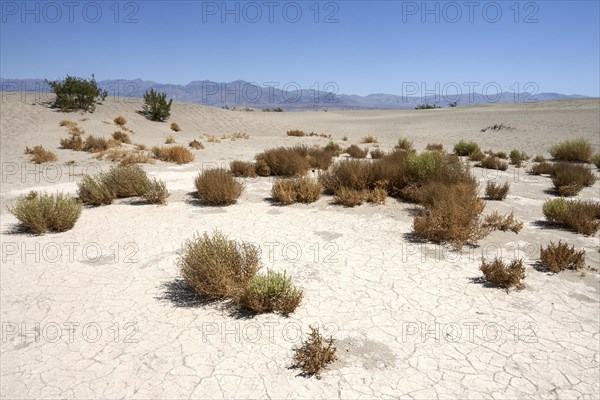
xmin=324 ymin=141 xmax=343 ymax=156
xmin=549 ymin=138 xmax=594 ymax=162
xmin=345 ymin=144 xmax=369 ymax=159
xmin=143 ymin=178 xmax=169 ymax=205
xmin=485 ymin=181 xmax=510 ymax=200
xmin=533 ymin=154 xmax=546 ymax=162
xmin=468 ymin=151 xmax=486 ymax=162
xmin=60 ymin=133 xmax=84 ymax=151
xmin=342 ymin=135 xmax=348 ymax=141
xmin=239 ymin=270 xmax=303 ymax=315
xmin=405 ymin=151 xmax=470 ymax=186
xmin=25 ymin=145 xmax=57 ymax=163
xmin=134 ymin=143 xmax=147 ymax=150
xmin=543 ymin=198 xmax=600 ymax=235
xmin=96 ymin=148 xmax=155 ymax=165
xmin=480 ymin=258 xmax=525 ymax=290
xmin=509 ymin=149 xmax=529 ymax=167
xmin=370 ymin=149 xmax=385 ymax=159
xmin=477 ymin=156 xmax=508 ymax=171
xmin=59 ymin=120 xmax=77 ymax=128
xmin=112 ymin=130 xmax=131 ymax=144
xmin=206 ymin=135 xmax=220 ymax=143
xmin=170 ymin=122 xmax=181 ymax=132
xmin=412 ymin=182 xmax=488 ymax=250
xmin=178 ymin=231 xmax=260 ymax=299
xmin=195 ymin=168 xmax=243 ymax=205
xmin=114 ymin=115 xmax=126 ymax=126
xmin=9 ymin=191 xmax=82 ymax=234
xmin=333 ymin=187 xmax=367 ymax=207
xmin=320 ymin=159 xmax=372 ymax=193
xmin=593 ymin=153 xmax=600 ymax=168
xmin=293 ymin=325 xmax=337 ymax=379
xmin=454 ymin=140 xmax=480 ymax=156
xmin=306 ymin=147 xmax=335 ymax=170
xmin=551 ymin=162 xmax=596 ymax=196
xmin=189 ymin=139 xmax=204 ymax=150
xmin=365 ymin=187 xmax=387 ymax=204
xmin=165 ymin=135 xmax=176 ymax=144
xmin=230 ymin=160 xmax=258 ymax=178
xmin=540 ymin=241 xmax=585 ymax=273
xmin=361 ymin=135 xmax=378 ymax=143
xmin=287 ymin=130 xmax=306 ymax=137
xmin=255 ymin=159 xmax=271 ymax=176
xmin=529 ymin=161 xmax=554 ymax=175
xmin=396 ymin=138 xmax=413 ymax=150
xmin=152 ymin=145 xmax=194 ymax=164
xmin=271 ymin=177 xmax=322 ymax=204
xmin=222 ymin=132 xmax=249 ymax=141
xmin=68 ymin=125 xmax=84 ymax=135
xmin=426 ymin=143 xmax=443 ymax=151
xmin=77 ymin=175 xmax=116 ymax=206
xmin=84 ymin=135 xmax=120 ymax=153
xmin=255 ymin=147 xmax=311 ymax=176
xmin=102 ymin=164 xmax=151 ymax=198
xmin=482 ymin=211 xmax=523 ymax=233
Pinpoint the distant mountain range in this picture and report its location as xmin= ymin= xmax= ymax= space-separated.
xmin=0 ymin=78 xmax=590 ymax=110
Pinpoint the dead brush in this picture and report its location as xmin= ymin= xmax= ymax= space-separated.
xmin=345 ymin=144 xmax=369 ymax=159
xmin=485 ymin=181 xmax=510 ymax=200
xmin=112 ymin=131 xmax=132 ymax=144
xmin=226 ymin=132 xmax=249 ymax=141
xmin=306 ymin=147 xmax=335 ymax=170
xmin=480 ymin=257 xmax=525 ymax=290
xmin=482 ymin=211 xmax=524 ymax=233
xmin=170 ymin=122 xmax=181 ymax=132
xmin=477 ymin=156 xmax=508 ymax=171
xmin=189 ymin=139 xmax=204 ymax=150
xmin=178 ymin=230 xmax=260 ymax=299
xmin=230 ymin=160 xmax=258 ymax=178
xmin=271 ymin=177 xmax=322 ymax=204
xmin=195 ymin=168 xmax=243 ymax=205
xmin=206 ymin=135 xmax=221 ymax=143
xmin=25 ymin=145 xmax=57 ymax=163
xmin=468 ymin=151 xmax=486 ymax=162
xmin=529 ymin=161 xmax=555 ymax=175
xmin=370 ymin=149 xmax=385 ymax=159
xmin=426 ymin=143 xmax=444 ymax=151
xmin=143 ymin=178 xmax=169 ymax=205
xmin=152 ymin=145 xmax=194 ymax=164
xmin=320 ymin=159 xmax=372 ymax=193
xmin=287 ymin=130 xmax=306 ymax=137
xmin=360 ymin=135 xmax=378 ymax=144
xmin=543 ymin=198 xmax=600 ymax=235
xmin=333 ymin=187 xmax=367 ymax=207
xmin=9 ymin=191 xmax=82 ymax=234
xmin=238 ymin=270 xmax=303 ymax=315
xmin=292 ymin=325 xmax=337 ymax=379
xmin=539 ymin=241 xmax=586 ymax=273
xmin=255 ymin=146 xmax=311 ymax=176
xmin=95 ymin=148 xmax=155 ymax=165
xmin=59 ymin=120 xmax=78 ymax=128
xmin=165 ymin=135 xmax=176 ymax=144
xmin=114 ymin=115 xmax=127 ymax=126
xmin=324 ymin=141 xmax=343 ymax=156
xmin=60 ymin=133 xmax=84 ymax=151
xmin=68 ymin=125 xmax=85 ymax=136
xmin=84 ymin=135 xmax=121 ymax=153
xmin=550 ymin=162 xmax=596 ymax=196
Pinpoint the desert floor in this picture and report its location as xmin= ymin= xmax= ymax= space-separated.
xmin=1 ymin=93 xmax=599 ymax=399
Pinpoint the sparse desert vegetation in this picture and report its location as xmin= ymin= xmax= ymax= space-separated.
xmin=549 ymin=138 xmax=594 ymax=163
xmin=25 ymin=145 xmax=57 ymax=163
xmin=480 ymin=257 xmax=525 ymax=290
xmin=271 ymin=177 xmax=322 ymax=204
xmin=152 ymin=145 xmax=194 ymax=164
xmin=230 ymin=160 xmax=258 ymax=178
xmin=293 ymin=326 xmax=337 ymax=379
xmin=361 ymin=135 xmax=378 ymax=143
xmin=112 ymin=131 xmax=132 ymax=144
xmin=482 ymin=211 xmax=523 ymax=233
xmin=287 ymin=129 xmax=306 ymax=137
xmin=239 ymin=270 xmax=303 ymax=315
xmin=425 ymin=143 xmax=443 ymax=151
xmin=485 ymin=181 xmax=510 ymax=200
xmin=540 ymin=241 xmax=586 ymax=273
xmin=195 ymin=168 xmax=243 ymax=205
xmin=454 ymin=139 xmax=480 ymax=156
xmin=550 ymin=162 xmax=596 ymax=196
xmin=345 ymin=144 xmax=369 ymax=158
xmin=370 ymin=148 xmax=385 ymax=159
xmin=165 ymin=135 xmax=176 ymax=144
xmin=170 ymin=122 xmax=181 ymax=132
xmin=396 ymin=138 xmax=413 ymax=151
xmin=114 ymin=115 xmax=126 ymax=126
xmin=189 ymin=139 xmax=204 ymax=149
xmin=9 ymin=191 xmax=82 ymax=234
xmin=142 ymin=89 xmax=172 ymax=122
xmin=477 ymin=156 xmax=508 ymax=171
xmin=543 ymin=198 xmax=600 ymax=235
xmin=509 ymin=149 xmax=529 ymax=167
xmin=46 ymin=75 xmax=107 ymax=112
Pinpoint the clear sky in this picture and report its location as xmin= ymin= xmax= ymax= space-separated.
xmin=1 ymin=0 xmax=599 ymax=96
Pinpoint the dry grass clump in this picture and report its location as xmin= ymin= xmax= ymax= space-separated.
xmin=396 ymin=138 xmax=413 ymax=151
xmin=345 ymin=144 xmax=369 ymax=159
xmin=95 ymin=148 xmax=155 ymax=165
xmin=543 ymin=198 xmax=600 ymax=235
xmin=333 ymin=187 xmax=367 ymax=207
xmin=9 ymin=191 xmax=82 ymax=234
xmin=361 ymin=135 xmax=378 ymax=144
xmin=468 ymin=150 xmax=486 ymax=162
xmin=170 ymin=122 xmax=181 ymax=132
xmin=287 ymin=129 xmax=306 ymax=137
xmin=549 ymin=138 xmax=594 ymax=163
xmin=189 ymin=139 xmax=204 ymax=149
xmin=195 ymin=168 xmax=243 ymax=205
xmin=477 ymin=156 xmax=508 ymax=171
xmin=255 ymin=159 xmax=271 ymax=176
xmin=59 ymin=120 xmax=78 ymax=128
xmin=529 ymin=161 xmax=555 ymax=175
xmin=482 ymin=211 xmax=523 ymax=233
xmin=230 ymin=160 xmax=258 ymax=178
xmin=485 ymin=181 xmax=510 ymax=200
xmin=60 ymin=132 xmax=84 ymax=151
xmin=551 ymin=162 xmax=596 ymax=196
xmin=509 ymin=149 xmax=529 ymax=167
xmin=426 ymin=143 xmax=444 ymax=151
xmin=412 ymin=182 xmax=488 ymax=250
xmin=370 ymin=149 xmax=385 ymax=159
xmin=454 ymin=140 xmax=480 ymax=156
xmin=223 ymin=132 xmax=249 ymax=141
xmin=112 ymin=131 xmax=132 ymax=144
xmin=25 ymin=145 xmax=57 ymax=163
xmin=178 ymin=231 xmax=260 ymax=299
xmin=293 ymin=326 xmax=337 ymax=379
xmin=206 ymin=135 xmax=221 ymax=143
xmin=143 ymin=178 xmax=169 ymax=205
xmin=239 ymin=270 xmax=303 ymax=315
xmin=83 ymin=135 xmax=120 ymax=153
xmin=540 ymin=241 xmax=585 ymax=273
xmin=114 ymin=115 xmax=126 ymax=126
xmin=152 ymin=145 xmax=194 ymax=164
xmin=255 ymin=146 xmax=311 ymax=176
xmin=365 ymin=187 xmax=387 ymax=204
xmin=480 ymin=258 xmax=525 ymax=290
xmin=533 ymin=154 xmax=546 ymax=162
xmin=307 ymin=147 xmax=335 ymax=170
xmin=272 ymin=177 xmax=322 ymax=204
xmin=165 ymin=135 xmax=176 ymax=144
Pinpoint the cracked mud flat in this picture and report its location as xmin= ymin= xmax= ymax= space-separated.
xmin=1 ymin=95 xmax=599 ymax=399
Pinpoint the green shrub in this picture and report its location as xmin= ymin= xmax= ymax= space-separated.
xmin=77 ymin=175 xmax=116 ymax=206
xmin=45 ymin=74 xmax=107 ymax=112
xmin=195 ymin=168 xmax=243 ymax=205
xmin=142 ymin=89 xmax=173 ymax=122
xmin=396 ymin=138 xmax=413 ymax=151
xmin=405 ymin=151 xmax=470 ymax=185
xmin=543 ymin=198 xmax=600 ymax=235
xmin=509 ymin=149 xmax=529 ymax=167
xmin=9 ymin=191 xmax=82 ymax=234
xmin=454 ymin=140 xmax=480 ymax=156
xmin=102 ymin=165 xmax=151 ymax=198
xmin=549 ymin=138 xmax=594 ymax=163
xmin=239 ymin=270 xmax=303 ymax=315
xmin=551 ymin=163 xmax=596 ymax=196
xmin=533 ymin=154 xmax=545 ymax=162
xmin=178 ymin=231 xmax=260 ymax=300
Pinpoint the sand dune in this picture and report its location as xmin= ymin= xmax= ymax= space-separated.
xmin=1 ymin=94 xmax=599 ymax=399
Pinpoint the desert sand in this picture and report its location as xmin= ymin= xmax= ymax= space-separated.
xmin=1 ymin=93 xmax=599 ymax=399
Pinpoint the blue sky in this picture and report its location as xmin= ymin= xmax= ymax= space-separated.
xmin=1 ymin=1 xmax=599 ymax=96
